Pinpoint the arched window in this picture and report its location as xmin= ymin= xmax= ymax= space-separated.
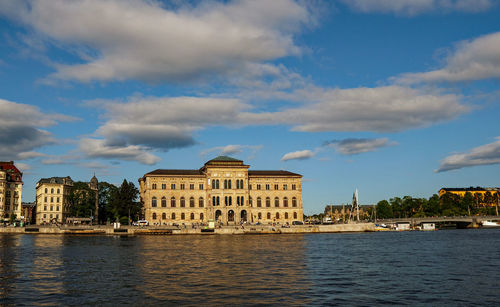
xmin=224 ymin=180 xmax=228 ymax=189
xmin=276 ymin=212 xmax=280 ymax=219
xmin=241 ymin=196 xmax=244 ymax=206
xmin=172 ymin=213 xmax=176 ymax=219
xmin=229 ymin=196 xmax=232 ymax=206
xmin=162 ymin=213 xmax=166 ymax=220
xmin=236 ymin=180 xmax=240 ymax=189
xmin=258 ymin=212 xmax=262 ymax=219
xmin=240 ymin=180 xmax=244 ymax=189
xmin=51 ymin=188 xmax=54 ymax=193
xmin=275 ymin=197 xmax=279 ymax=207
xmin=180 ymin=197 xmax=185 ymax=207
xmin=200 ymin=213 xmax=204 ymax=220
xmin=199 ymin=197 xmax=204 ymax=207
xmin=212 ymin=179 xmax=216 ymax=189
xmin=285 ymin=212 xmax=289 ymax=219
xmin=45 ymin=188 xmax=48 ymax=193
xmin=212 ymin=196 xmax=216 ymax=206
xmin=267 ymin=212 xmax=271 ymax=219
xmin=283 ymin=197 xmax=288 ymax=207
xmin=249 ymin=197 xmax=253 ymax=206
xmin=190 ymin=213 xmax=195 ymax=220
xmin=217 ymin=196 xmax=220 ymax=206
xmin=152 ymin=197 xmax=157 ymax=207
xmin=266 ymin=197 xmax=271 ymax=207
xmin=257 ymin=197 xmax=262 ymax=207
xmin=293 ymin=212 xmax=297 ymax=219
xmin=152 ymin=213 xmax=157 ymax=220
xmin=190 ymin=197 xmax=195 ymax=207
xmin=171 ymin=197 xmax=176 ymax=207
xmin=225 ymin=196 xmax=228 ymax=206
xmin=161 ymin=197 xmax=167 ymax=207
xmin=57 ymin=189 xmax=60 ymax=194
xmin=181 ymin=213 xmax=185 ymax=220
xmin=216 ymin=180 xmax=219 ymax=189
xmin=292 ymin=197 xmax=297 ymax=207
xmin=228 ymin=180 xmax=231 ymax=189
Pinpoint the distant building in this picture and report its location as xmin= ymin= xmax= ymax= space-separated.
xmin=439 ymin=187 xmax=500 ymax=206
xmin=36 ymin=176 xmax=74 ymax=224
xmin=139 ymin=156 xmax=303 ymax=225
xmin=21 ymin=202 xmax=35 ymax=224
xmin=0 ymin=161 xmax=23 ymax=221
xmin=323 ymin=204 xmax=371 ymax=221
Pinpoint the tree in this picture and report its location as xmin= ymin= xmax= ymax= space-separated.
xmin=376 ymin=200 xmax=393 ymax=219
xmin=67 ymin=181 xmax=96 ymax=218
xmin=98 ymin=182 xmax=119 ymax=224
xmin=389 ymin=197 xmax=403 ymax=218
xmin=424 ymin=194 xmax=440 ymax=216
xmin=109 ymin=179 xmax=140 ymax=224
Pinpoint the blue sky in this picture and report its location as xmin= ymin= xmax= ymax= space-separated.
xmin=1 ymin=0 xmax=499 ymax=214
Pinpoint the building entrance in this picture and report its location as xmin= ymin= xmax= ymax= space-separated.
xmin=228 ymin=210 xmax=235 ymax=222
xmin=215 ymin=210 xmax=222 ymax=222
xmin=240 ymin=210 xmax=247 ymax=222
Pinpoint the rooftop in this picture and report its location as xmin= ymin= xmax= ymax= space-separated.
xmin=38 ymin=176 xmax=73 ymax=185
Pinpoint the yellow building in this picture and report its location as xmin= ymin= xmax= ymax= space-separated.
xmin=0 ymin=161 xmax=23 ymax=222
xmin=439 ymin=187 xmax=500 ymax=205
xmin=35 ymin=176 xmax=74 ymax=224
xmin=139 ymin=156 xmax=304 ymax=225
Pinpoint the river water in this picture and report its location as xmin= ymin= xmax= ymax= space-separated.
xmin=1 ymin=229 xmax=499 ymax=306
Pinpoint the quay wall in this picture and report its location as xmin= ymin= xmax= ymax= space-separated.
xmin=0 ymin=223 xmax=375 ymax=235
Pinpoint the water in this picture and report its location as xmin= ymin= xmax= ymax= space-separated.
xmin=1 ymin=230 xmax=499 ymax=306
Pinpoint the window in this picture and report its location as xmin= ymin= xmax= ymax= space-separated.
xmin=249 ymin=184 xmax=252 ymax=190
xmin=152 ymin=183 xmax=157 ymax=190
xmin=180 ymin=197 xmax=185 ymax=207
xmin=240 ymin=180 xmax=244 ymax=189
xmin=275 ymin=197 xmax=279 ymax=207
xmin=284 ymin=197 xmax=288 ymax=207
xmin=237 ymin=196 xmax=240 ymax=206
xmin=162 ymin=184 xmax=166 ymax=190
xmin=229 ymin=196 xmax=232 ymax=206
xmin=228 ymin=180 xmax=231 ymax=189
xmin=274 ymin=184 xmax=279 ymax=190
xmin=224 ymin=180 xmax=228 ymax=189
xmin=292 ymin=184 xmax=296 ymax=190
xmin=57 ymin=197 xmax=60 ymax=203
xmin=51 ymin=188 xmax=54 ymax=193
xmin=292 ymin=197 xmax=297 ymax=207
xmin=171 ymin=197 xmax=176 ymax=207
xmin=51 ymin=197 xmax=53 ymax=203
xmin=152 ymin=213 xmax=157 ymax=220
xmin=266 ymin=184 xmax=270 ymax=190
xmin=44 ymin=205 xmax=47 ymax=211
xmin=57 ymin=206 xmax=59 ymax=211
xmin=152 ymin=197 xmax=157 ymax=207
xmin=212 ymin=196 xmax=216 ymax=206
xmin=257 ymin=184 xmax=261 ymax=190
xmin=43 ymin=214 xmax=46 ymax=218
xmin=190 ymin=184 xmax=194 ymax=190
xmin=216 ymin=180 xmax=219 ymax=189
xmin=285 ymin=212 xmax=289 ymax=219
xmin=293 ymin=212 xmax=298 ymax=219
xmin=236 ymin=180 xmax=240 ymax=189
xmin=200 ymin=213 xmax=204 ymax=220
xmin=57 ymin=189 xmax=60 ymax=194
xmin=212 ymin=179 xmax=216 ymax=189
xmin=199 ymin=197 xmax=204 ymax=208
xmin=45 ymin=188 xmax=48 ymax=193
xmin=181 ymin=213 xmax=185 ymax=220
xmin=283 ymin=184 xmax=287 ymax=190
xmin=180 ymin=184 xmax=185 ymax=190
xmin=266 ymin=197 xmax=270 ymax=207
xmin=199 ymin=184 xmax=204 ymax=190
xmin=162 ymin=213 xmax=166 ymax=220
xmin=267 ymin=212 xmax=271 ymax=219
xmin=172 ymin=213 xmax=176 ymax=220
xmin=249 ymin=197 xmax=253 ymax=206
xmin=257 ymin=197 xmax=262 ymax=207
xmin=50 ymin=206 xmax=53 ymax=211
xmin=171 ymin=184 xmax=176 ymax=190
xmin=190 ymin=213 xmax=195 ymax=220
xmin=276 ymin=212 xmax=280 ymax=219
xmin=161 ymin=197 xmax=167 ymax=207
xmin=258 ymin=212 xmax=262 ymax=219
xmin=44 ymin=197 xmax=47 ymax=202
xmin=190 ymin=197 xmax=195 ymax=207
xmin=50 ymin=214 xmax=53 ymax=218
xmin=217 ymin=196 xmax=220 ymax=206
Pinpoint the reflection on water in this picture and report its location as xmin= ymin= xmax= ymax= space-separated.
xmin=1 ymin=230 xmax=500 ymax=305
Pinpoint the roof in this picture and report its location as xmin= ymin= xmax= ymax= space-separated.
xmin=208 ymin=156 xmax=242 ymax=163
xmin=145 ymin=169 xmax=204 ymax=176
xmin=440 ymin=187 xmax=500 ymax=192
xmin=0 ymin=161 xmax=21 ymax=174
xmin=249 ymin=170 xmax=302 ymax=177
xmin=38 ymin=176 xmax=73 ymax=185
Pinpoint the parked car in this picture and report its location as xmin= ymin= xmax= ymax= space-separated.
xmin=292 ymin=221 xmax=304 ymax=225
xmin=136 ymin=220 xmax=149 ymax=226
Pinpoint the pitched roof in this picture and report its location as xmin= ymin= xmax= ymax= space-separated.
xmin=0 ymin=161 xmax=21 ymax=174
xmin=249 ymin=170 xmax=302 ymax=177
xmin=38 ymin=176 xmax=73 ymax=185
xmin=145 ymin=169 xmax=204 ymax=176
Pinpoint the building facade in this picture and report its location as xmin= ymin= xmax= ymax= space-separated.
xmin=139 ymin=156 xmax=304 ymax=225
xmin=0 ymin=161 xmax=23 ymax=222
xmin=36 ymin=176 xmax=74 ymax=224
xmin=439 ymin=187 xmax=500 ymax=206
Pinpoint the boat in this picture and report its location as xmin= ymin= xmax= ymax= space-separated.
xmin=481 ymin=220 xmax=500 ymax=228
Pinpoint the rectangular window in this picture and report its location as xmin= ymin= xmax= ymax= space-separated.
xmin=274 ymin=184 xmax=279 ymax=190
xmin=152 ymin=183 xmax=157 ymax=190
xmin=199 ymin=184 xmax=204 ymax=190
xmin=171 ymin=184 xmax=176 ymax=190
xmin=180 ymin=184 xmax=185 ymax=190
xmin=266 ymin=184 xmax=270 ymax=190
xmin=190 ymin=184 xmax=194 ymax=190
xmin=292 ymin=184 xmax=296 ymax=190
xmin=283 ymin=184 xmax=287 ymax=190
xmin=257 ymin=184 xmax=261 ymax=190
xmin=162 ymin=184 xmax=166 ymax=190
xmin=249 ymin=184 xmax=252 ymax=190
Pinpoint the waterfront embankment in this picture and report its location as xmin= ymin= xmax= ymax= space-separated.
xmin=0 ymin=223 xmax=375 ymax=235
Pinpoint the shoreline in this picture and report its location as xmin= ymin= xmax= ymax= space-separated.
xmin=0 ymin=223 xmax=376 ymax=235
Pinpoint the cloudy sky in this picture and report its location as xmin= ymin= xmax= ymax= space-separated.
xmin=1 ymin=0 xmax=499 ymax=214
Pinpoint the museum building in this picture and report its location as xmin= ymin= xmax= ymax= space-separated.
xmin=139 ymin=156 xmax=303 ymax=225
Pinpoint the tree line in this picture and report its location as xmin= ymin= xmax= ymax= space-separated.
xmin=66 ymin=179 xmax=141 ymax=225
xmin=376 ymin=192 xmax=500 ymax=219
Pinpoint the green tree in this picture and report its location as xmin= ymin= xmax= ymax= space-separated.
xmin=461 ymin=192 xmax=474 ymax=215
xmin=424 ymin=194 xmax=440 ymax=216
xmin=390 ymin=197 xmax=403 ymax=218
xmin=109 ymin=179 xmax=140 ymax=224
xmin=376 ymin=200 xmax=393 ymax=219
xmin=98 ymin=181 xmax=119 ymax=224
xmin=439 ymin=192 xmax=462 ymax=216
xmin=67 ymin=181 xmax=96 ymax=218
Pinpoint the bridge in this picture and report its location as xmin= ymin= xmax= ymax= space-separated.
xmin=376 ymin=215 xmax=500 ymax=228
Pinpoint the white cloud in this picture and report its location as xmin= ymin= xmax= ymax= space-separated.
xmin=0 ymin=98 xmax=76 ymax=160
xmin=201 ymin=144 xmax=263 ymax=157
xmin=0 ymin=0 xmax=313 ymax=83
xmin=398 ymin=32 xmax=500 ymax=83
xmin=324 ymin=138 xmax=397 ymax=155
xmin=15 ymin=162 xmax=31 ymax=172
xmin=281 ymin=150 xmax=315 ymax=161
xmin=436 ymin=137 xmax=500 ymax=172
xmin=79 ymin=138 xmax=160 ymax=165
xmin=340 ymin=0 xmax=495 ymax=16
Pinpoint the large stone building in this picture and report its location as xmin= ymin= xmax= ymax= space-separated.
xmin=0 ymin=161 xmax=23 ymax=222
xmin=36 ymin=176 xmax=74 ymax=224
xmin=439 ymin=187 xmax=500 ymax=206
xmin=139 ymin=156 xmax=304 ymax=225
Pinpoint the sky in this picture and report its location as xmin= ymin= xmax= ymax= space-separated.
xmin=0 ymin=0 xmax=499 ymax=214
